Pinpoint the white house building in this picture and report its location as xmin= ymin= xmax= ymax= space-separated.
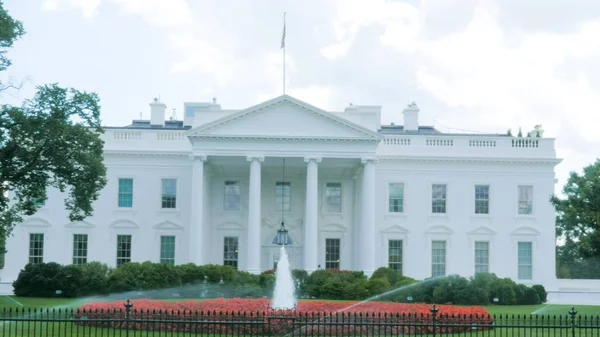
xmin=0 ymin=95 xmax=561 ymax=294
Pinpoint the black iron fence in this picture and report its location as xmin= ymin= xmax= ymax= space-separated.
xmin=0 ymin=300 xmax=599 ymax=336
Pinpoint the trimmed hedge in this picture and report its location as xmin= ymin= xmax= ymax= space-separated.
xmin=12 ymin=262 xmax=547 ymax=306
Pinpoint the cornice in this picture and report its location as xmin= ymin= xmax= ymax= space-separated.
xmin=186 ymin=134 xmax=381 ymax=143
xmin=104 ymin=150 xmax=191 ymax=157
xmin=376 ymin=156 xmax=562 ymax=165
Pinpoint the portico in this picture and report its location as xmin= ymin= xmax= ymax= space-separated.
xmin=185 ymin=95 xmax=382 ymax=274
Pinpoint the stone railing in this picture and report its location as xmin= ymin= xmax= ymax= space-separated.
xmin=103 ymin=129 xmax=191 ymax=152
xmin=378 ymin=135 xmax=555 ymax=158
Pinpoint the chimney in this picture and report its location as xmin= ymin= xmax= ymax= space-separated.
xmin=402 ymin=102 xmax=419 ymax=131
xmin=150 ymin=98 xmax=167 ymax=126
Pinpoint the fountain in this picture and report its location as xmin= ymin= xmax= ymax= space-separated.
xmin=270 ymin=245 xmax=296 ymax=310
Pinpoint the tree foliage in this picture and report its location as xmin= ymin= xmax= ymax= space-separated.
xmin=0 ymin=1 xmax=107 ymax=246
xmin=551 ymin=159 xmax=600 ymax=278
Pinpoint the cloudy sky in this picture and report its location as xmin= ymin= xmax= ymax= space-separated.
xmin=1 ymin=0 xmax=599 ymax=192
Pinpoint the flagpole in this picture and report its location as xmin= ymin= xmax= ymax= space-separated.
xmin=282 ymin=12 xmax=286 ymax=95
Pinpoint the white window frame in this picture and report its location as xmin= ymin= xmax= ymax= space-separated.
xmin=116 ymin=234 xmax=132 ymax=267
xmin=72 ymin=233 xmax=88 ymax=265
xmin=275 ymin=181 xmax=291 ymax=212
xmin=223 ymin=180 xmax=241 ymax=212
xmin=474 ymin=184 xmax=490 ymax=215
xmin=28 ymin=233 xmax=44 ymax=264
xmin=117 ymin=177 xmax=134 ymax=208
xmin=388 ymin=239 xmax=403 ymax=274
xmin=159 ymin=235 xmax=176 ymax=265
xmin=431 ymin=240 xmax=447 ymax=277
xmin=324 ymin=182 xmax=343 ymax=213
xmin=160 ymin=178 xmax=178 ymax=210
xmin=324 ymin=238 xmax=341 ymax=270
xmin=517 ymin=185 xmax=534 ymax=215
xmin=387 ymin=182 xmax=405 ymax=214
xmin=430 ymin=183 xmax=448 ymax=214
xmin=223 ymin=236 xmax=239 ymax=269
xmin=517 ymin=241 xmax=533 ymax=280
xmin=474 ymin=241 xmax=489 ymax=274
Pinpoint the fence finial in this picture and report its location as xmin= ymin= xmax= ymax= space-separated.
xmin=124 ymin=299 xmax=133 ymax=312
xmin=430 ymin=304 xmax=439 ymax=317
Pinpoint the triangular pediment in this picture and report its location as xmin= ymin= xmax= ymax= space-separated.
xmin=153 ymin=221 xmax=184 ymax=230
xmin=217 ymin=222 xmax=244 ymax=230
xmin=110 ymin=219 xmax=140 ymax=229
xmin=467 ymin=226 xmax=497 ymax=235
xmin=381 ymin=225 xmax=410 ymax=234
xmin=187 ymin=95 xmax=381 ymax=141
xmin=65 ymin=220 xmax=96 ymax=228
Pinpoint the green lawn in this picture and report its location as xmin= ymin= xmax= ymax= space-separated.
xmin=0 ymin=297 xmax=598 ymax=337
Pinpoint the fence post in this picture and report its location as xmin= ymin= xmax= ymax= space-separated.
xmin=124 ymin=299 xmax=133 ymax=337
xmin=430 ymin=304 xmax=439 ymax=337
xmin=568 ymin=306 xmax=577 ymax=337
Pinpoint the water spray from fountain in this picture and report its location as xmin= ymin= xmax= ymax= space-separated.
xmin=269 ymin=158 xmax=297 ymax=310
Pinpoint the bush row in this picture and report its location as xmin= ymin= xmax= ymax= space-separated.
xmin=12 ymin=261 xmax=546 ymax=306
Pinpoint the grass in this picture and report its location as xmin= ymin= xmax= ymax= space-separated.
xmin=0 ymin=296 xmax=598 ymax=336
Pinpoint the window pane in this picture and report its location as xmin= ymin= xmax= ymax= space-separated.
xmin=275 ymin=182 xmax=291 ymax=211
xmin=73 ymin=234 xmax=88 ymax=265
xmin=118 ymin=178 xmax=133 ymax=208
xmin=475 ymin=185 xmax=490 ymax=214
xmin=431 ymin=184 xmax=446 ymax=213
xmin=474 ymin=241 xmax=489 ymax=274
xmin=29 ymin=233 xmax=44 ymax=264
xmin=431 ymin=240 xmax=446 ymax=277
xmin=161 ymin=178 xmax=177 ymax=208
xmin=388 ymin=240 xmax=403 ymax=274
xmin=223 ymin=237 xmax=239 ymax=269
xmin=116 ymin=235 xmax=132 ymax=267
xmin=325 ymin=183 xmax=342 ymax=213
xmin=325 ymin=239 xmax=340 ymax=270
xmin=518 ymin=241 xmax=533 ymax=280
xmin=518 ymin=186 xmax=533 ymax=214
xmin=224 ymin=181 xmax=241 ymax=211
xmin=388 ymin=183 xmax=404 ymax=213
xmin=160 ymin=236 xmax=175 ymax=265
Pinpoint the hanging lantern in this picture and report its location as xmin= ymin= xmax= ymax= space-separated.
xmin=272 ymin=222 xmax=292 ymax=245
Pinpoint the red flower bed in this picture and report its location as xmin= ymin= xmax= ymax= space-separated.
xmin=73 ymin=298 xmax=493 ymax=335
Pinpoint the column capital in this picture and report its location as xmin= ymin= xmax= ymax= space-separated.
xmin=361 ymin=157 xmax=379 ymax=165
xmin=246 ymin=155 xmax=265 ymax=163
xmin=303 ymin=157 xmax=322 ymax=164
xmin=189 ymin=154 xmax=208 ymax=162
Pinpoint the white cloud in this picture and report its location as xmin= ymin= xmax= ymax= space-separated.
xmin=41 ymin=0 xmax=192 ymax=27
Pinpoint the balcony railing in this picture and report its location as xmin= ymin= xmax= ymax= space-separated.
xmin=378 ymin=135 xmax=556 ymax=158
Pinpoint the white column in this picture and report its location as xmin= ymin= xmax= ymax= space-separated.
xmin=359 ymin=158 xmax=377 ymax=275
xmin=246 ymin=155 xmax=264 ymax=274
xmin=303 ymin=157 xmax=321 ymax=273
xmin=189 ymin=154 xmax=207 ymax=265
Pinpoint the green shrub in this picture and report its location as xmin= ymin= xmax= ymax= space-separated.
xmin=522 ymin=287 xmax=541 ymax=305
xmin=79 ymin=262 xmax=110 ymax=296
xmin=13 ymin=262 xmax=79 ymax=297
xmin=174 ymin=263 xmax=206 ymax=284
xmin=367 ymin=277 xmax=392 ymax=297
xmin=532 ymin=284 xmax=547 ymax=303
xmin=371 ymin=267 xmax=401 ymax=284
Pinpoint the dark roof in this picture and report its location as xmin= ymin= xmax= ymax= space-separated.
xmin=103 ymin=119 xmax=191 ymax=130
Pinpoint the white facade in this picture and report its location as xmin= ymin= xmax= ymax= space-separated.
xmin=0 ymin=95 xmax=562 ymax=293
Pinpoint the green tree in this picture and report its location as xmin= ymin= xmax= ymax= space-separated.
xmin=551 ymin=159 xmax=600 ymax=278
xmin=0 ymin=1 xmax=107 ymax=249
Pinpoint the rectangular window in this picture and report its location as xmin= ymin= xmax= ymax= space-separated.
xmin=431 ymin=240 xmax=446 ymax=277
xmin=325 ymin=238 xmax=341 ymax=270
xmin=474 ymin=241 xmax=489 ymax=274
xmin=161 ymin=178 xmax=177 ymax=209
xmin=475 ymin=185 xmax=490 ymax=214
xmin=518 ymin=186 xmax=533 ymax=215
xmin=160 ymin=236 xmax=176 ymax=265
xmin=518 ymin=241 xmax=533 ymax=280
xmin=72 ymin=234 xmax=88 ymax=265
xmin=431 ymin=184 xmax=447 ymax=213
xmin=325 ymin=183 xmax=342 ymax=213
xmin=388 ymin=239 xmax=403 ymax=274
xmin=224 ymin=181 xmax=241 ymax=211
xmin=275 ymin=182 xmax=291 ymax=212
xmin=223 ymin=236 xmax=239 ymax=269
xmin=388 ymin=183 xmax=404 ymax=213
xmin=116 ymin=235 xmax=132 ymax=267
xmin=118 ymin=178 xmax=133 ymax=208
xmin=29 ymin=233 xmax=44 ymax=264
